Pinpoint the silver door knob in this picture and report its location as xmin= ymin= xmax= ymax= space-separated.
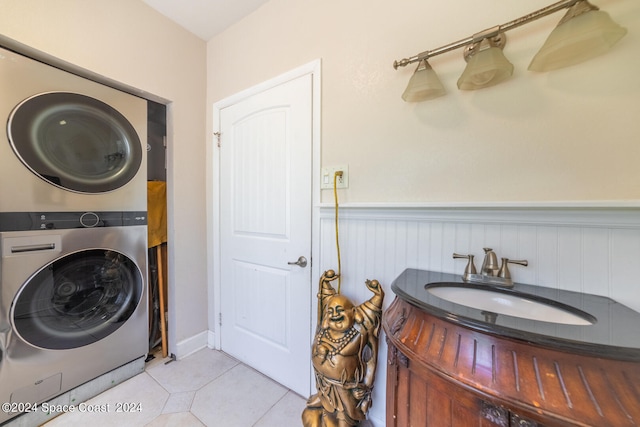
xmin=288 ymin=256 xmax=307 ymax=268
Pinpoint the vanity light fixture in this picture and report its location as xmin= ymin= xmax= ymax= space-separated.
xmin=528 ymin=0 xmax=627 ymax=71
xmin=457 ymin=29 xmax=514 ymax=90
xmin=393 ymin=0 xmax=627 ymax=101
xmin=402 ymin=59 xmax=446 ymax=101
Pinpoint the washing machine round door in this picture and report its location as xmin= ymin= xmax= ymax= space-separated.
xmin=7 ymin=92 xmax=143 ymax=193
xmin=12 ymin=249 xmax=143 ymax=350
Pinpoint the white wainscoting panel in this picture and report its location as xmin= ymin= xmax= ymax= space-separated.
xmin=316 ymin=205 xmax=640 ymax=427
xmin=318 ymin=206 xmax=640 ymax=311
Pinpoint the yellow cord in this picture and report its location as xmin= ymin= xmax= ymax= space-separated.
xmin=334 ymin=171 xmax=342 ymax=294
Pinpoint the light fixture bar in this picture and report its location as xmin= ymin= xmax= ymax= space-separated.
xmin=393 ymin=0 xmax=585 ymax=69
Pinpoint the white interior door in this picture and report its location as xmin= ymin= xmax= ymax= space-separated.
xmin=218 ymin=74 xmax=312 ymax=395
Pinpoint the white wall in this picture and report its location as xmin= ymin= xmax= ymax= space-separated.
xmin=207 ymin=0 xmax=640 ymax=204
xmin=0 ymin=0 xmax=209 ymax=355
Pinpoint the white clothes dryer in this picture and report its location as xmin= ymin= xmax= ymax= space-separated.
xmin=0 ymin=46 xmax=147 ymax=213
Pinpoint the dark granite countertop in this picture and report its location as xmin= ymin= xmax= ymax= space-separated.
xmin=390 ymin=268 xmax=640 ymax=361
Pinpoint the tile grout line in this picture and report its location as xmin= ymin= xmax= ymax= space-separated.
xmin=251 ymin=390 xmax=295 ymax=427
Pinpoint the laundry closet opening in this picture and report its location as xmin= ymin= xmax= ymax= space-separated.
xmin=147 ymin=100 xmax=169 ymax=359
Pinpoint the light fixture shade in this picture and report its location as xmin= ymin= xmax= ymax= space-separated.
xmin=457 ymin=46 xmax=514 ymax=90
xmin=402 ymin=59 xmax=446 ymax=102
xmin=528 ymin=7 xmax=627 ymax=72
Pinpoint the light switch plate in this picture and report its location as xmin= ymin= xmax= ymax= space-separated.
xmin=320 ymin=165 xmax=349 ymax=189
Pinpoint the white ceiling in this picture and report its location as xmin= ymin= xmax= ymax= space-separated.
xmin=142 ymin=0 xmax=270 ymax=41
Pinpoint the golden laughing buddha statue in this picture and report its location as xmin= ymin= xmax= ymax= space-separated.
xmin=302 ymin=270 xmax=385 ymax=427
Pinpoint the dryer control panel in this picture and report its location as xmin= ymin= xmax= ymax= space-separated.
xmin=0 ymin=211 xmax=147 ymax=231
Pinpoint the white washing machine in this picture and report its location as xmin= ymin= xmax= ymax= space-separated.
xmin=0 ymin=46 xmax=147 ymax=213
xmin=0 ymin=211 xmax=148 ymax=424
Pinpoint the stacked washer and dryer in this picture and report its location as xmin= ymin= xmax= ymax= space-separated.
xmin=0 ymin=46 xmax=148 ymax=424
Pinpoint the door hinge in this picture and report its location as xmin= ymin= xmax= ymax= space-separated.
xmin=219 ymin=312 xmax=222 ymax=326
xmin=213 ymin=131 xmax=221 ymax=148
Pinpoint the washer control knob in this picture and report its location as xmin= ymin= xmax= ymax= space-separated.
xmin=80 ymin=212 xmax=100 ymax=228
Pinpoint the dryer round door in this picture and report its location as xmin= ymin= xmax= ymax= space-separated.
xmin=7 ymin=92 xmax=143 ymax=193
xmin=12 ymin=249 xmax=143 ymax=350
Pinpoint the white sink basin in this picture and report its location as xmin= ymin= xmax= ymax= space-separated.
xmin=427 ymin=285 xmax=595 ymax=325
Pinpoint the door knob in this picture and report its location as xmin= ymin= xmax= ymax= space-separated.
xmin=288 ymin=256 xmax=308 ymax=268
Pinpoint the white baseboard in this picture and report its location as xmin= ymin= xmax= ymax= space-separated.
xmin=207 ymin=329 xmax=218 ymax=349
xmin=174 ymin=330 xmax=209 ymax=359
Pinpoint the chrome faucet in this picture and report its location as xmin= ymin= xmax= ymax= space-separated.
xmin=453 ymin=248 xmax=527 ymax=287
xmin=481 ymin=248 xmax=499 ymax=276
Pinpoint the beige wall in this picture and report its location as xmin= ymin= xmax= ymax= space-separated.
xmin=207 ymin=0 xmax=640 ymax=204
xmin=0 ymin=0 xmax=209 ymax=352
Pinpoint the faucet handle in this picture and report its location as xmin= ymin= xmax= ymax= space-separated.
xmin=453 ymin=253 xmax=477 ymax=281
xmin=497 ymin=258 xmax=528 ymax=280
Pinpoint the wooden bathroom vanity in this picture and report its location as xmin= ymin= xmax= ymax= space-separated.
xmin=383 ymin=269 xmax=640 ymax=427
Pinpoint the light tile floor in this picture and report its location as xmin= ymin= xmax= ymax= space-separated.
xmin=43 ymin=348 xmax=307 ymax=427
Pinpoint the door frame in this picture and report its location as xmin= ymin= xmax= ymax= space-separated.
xmin=209 ymin=59 xmax=321 ymax=390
